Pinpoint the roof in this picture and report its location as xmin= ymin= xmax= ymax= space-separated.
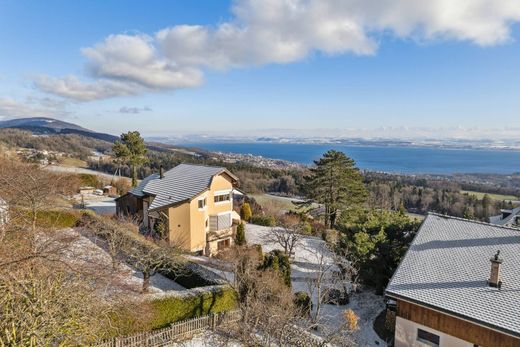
xmin=130 ymin=164 xmax=237 ymax=211
xmin=386 ymin=213 xmax=520 ymax=337
xmin=490 ymin=206 xmax=520 ymax=226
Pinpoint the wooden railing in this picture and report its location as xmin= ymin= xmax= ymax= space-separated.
xmin=93 ymin=310 xmax=241 ymax=347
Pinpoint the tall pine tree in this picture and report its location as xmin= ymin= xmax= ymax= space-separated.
xmin=302 ymin=150 xmax=367 ymax=228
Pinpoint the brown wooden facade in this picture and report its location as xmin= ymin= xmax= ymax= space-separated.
xmin=397 ymin=299 xmax=520 ymax=347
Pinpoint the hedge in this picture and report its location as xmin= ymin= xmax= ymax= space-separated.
xmin=250 ymin=215 xmax=276 ymax=227
xmin=149 ymin=286 xmax=238 ymax=329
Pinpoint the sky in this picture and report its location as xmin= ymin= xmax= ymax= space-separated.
xmin=1 ymin=0 xmax=520 ymax=138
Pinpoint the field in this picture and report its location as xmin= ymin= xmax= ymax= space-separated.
xmin=250 ymin=193 xmax=309 ymax=212
xmin=460 ymin=190 xmax=518 ymax=201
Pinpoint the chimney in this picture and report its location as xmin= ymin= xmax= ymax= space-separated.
xmin=159 ymin=165 xmax=164 ymax=179
xmin=488 ymin=250 xmax=503 ymax=289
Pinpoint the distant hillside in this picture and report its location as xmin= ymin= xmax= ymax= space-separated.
xmin=0 ymin=117 xmax=119 ymax=142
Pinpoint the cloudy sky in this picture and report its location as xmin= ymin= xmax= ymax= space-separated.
xmin=1 ymin=0 xmax=520 ymax=137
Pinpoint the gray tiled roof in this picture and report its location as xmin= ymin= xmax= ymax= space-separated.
xmin=131 ymin=164 xmax=232 ymax=211
xmin=386 ymin=213 xmax=520 ymax=337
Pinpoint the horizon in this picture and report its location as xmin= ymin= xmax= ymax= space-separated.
xmin=1 ymin=1 xmax=520 ymax=137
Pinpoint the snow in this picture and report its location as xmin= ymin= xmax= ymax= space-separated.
xmin=248 ymin=223 xmax=387 ymax=346
xmin=56 ymin=228 xmax=186 ymax=297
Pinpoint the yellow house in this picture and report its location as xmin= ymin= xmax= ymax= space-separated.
xmin=116 ymin=164 xmax=241 ymax=256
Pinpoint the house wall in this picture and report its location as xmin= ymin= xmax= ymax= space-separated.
xmin=396 ymin=299 xmax=520 ymax=347
xmin=166 ymin=173 xmax=236 ymax=254
xmin=167 ymin=203 xmax=191 ymax=250
xmin=395 ymin=316 xmax=473 ymax=347
xmin=207 ymin=174 xmax=234 ymax=214
xmin=116 ymin=193 xmax=143 ymax=219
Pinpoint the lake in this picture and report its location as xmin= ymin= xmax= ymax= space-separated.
xmin=183 ymin=142 xmax=520 ymax=175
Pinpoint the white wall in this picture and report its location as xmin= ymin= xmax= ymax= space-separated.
xmin=395 ymin=316 xmax=473 ymax=347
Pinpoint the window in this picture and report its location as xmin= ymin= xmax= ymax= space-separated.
xmin=214 ymin=193 xmax=231 ymax=203
xmin=417 ymin=329 xmax=440 ymax=346
xmin=198 ymin=197 xmax=207 ymax=209
xmin=217 ymin=238 xmax=231 ymax=251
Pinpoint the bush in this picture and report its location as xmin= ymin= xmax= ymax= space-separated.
xmin=78 ymin=173 xmax=102 ymax=188
xmin=259 ymin=250 xmax=291 ymax=287
xmin=294 ymin=291 xmax=312 ymax=317
xmin=250 ymin=214 xmax=276 ymax=227
xmin=149 ymin=286 xmax=238 ymax=329
xmin=323 ymin=288 xmax=349 ymax=306
xmin=240 ymin=203 xmax=252 ymax=221
xmin=235 ymin=222 xmax=246 ymax=245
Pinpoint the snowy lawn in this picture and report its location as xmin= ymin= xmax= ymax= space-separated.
xmin=56 ymin=228 xmax=186 ymax=297
xmin=247 ymin=223 xmax=387 ymax=347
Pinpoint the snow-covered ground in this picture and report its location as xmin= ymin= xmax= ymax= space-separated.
xmin=57 ymin=228 xmax=185 ymax=297
xmin=247 ymin=223 xmax=386 ymax=346
xmin=73 ymin=193 xmax=117 ymax=215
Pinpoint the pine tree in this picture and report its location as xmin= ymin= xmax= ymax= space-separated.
xmin=113 ymin=131 xmax=147 ymax=187
xmin=302 ymin=150 xmax=367 ymax=228
xmin=235 ymin=222 xmax=246 ymax=246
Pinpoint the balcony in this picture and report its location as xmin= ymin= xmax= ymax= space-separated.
xmin=207 ymin=214 xmax=234 ymax=242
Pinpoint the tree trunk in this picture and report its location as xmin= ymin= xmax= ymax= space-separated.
xmin=142 ymin=272 xmax=151 ymax=293
xmin=132 ymin=165 xmax=137 ymax=187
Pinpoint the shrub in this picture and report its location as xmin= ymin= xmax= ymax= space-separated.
xmin=78 ymin=173 xmax=102 ymax=188
xmin=235 ymin=222 xmax=246 ymax=246
xmin=240 ymin=203 xmax=252 ymax=222
xmin=323 ymin=288 xmax=349 ymax=306
xmin=149 ymin=286 xmax=238 ymax=329
xmin=294 ymin=291 xmax=312 ymax=317
xmin=259 ymin=250 xmax=291 ymax=287
xmin=250 ymin=214 xmax=276 ymax=227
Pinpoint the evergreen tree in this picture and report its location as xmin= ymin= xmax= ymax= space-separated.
xmin=235 ymin=222 xmax=246 ymax=246
xmin=113 ymin=131 xmax=147 ymax=187
xmin=302 ymin=150 xmax=367 ymax=228
xmin=240 ymin=202 xmax=252 ymax=222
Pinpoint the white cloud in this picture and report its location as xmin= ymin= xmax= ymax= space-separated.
xmin=119 ymin=106 xmax=152 ymax=114
xmin=36 ymin=0 xmax=520 ymax=101
xmin=0 ymin=97 xmax=67 ymax=118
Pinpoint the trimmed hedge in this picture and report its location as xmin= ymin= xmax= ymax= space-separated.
xmin=149 ymin=286 xmax=238 ymax=329
xmin=250 ymin=214 xmax=276 ymax=227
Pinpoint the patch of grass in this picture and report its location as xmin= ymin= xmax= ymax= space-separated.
xmin=58 ymin=157 xmax=87 ymax=168
xmin=250 ymin=194 xmax=310 ymax=212
xmin=461 ymin=190 xmax=518 ymax=201
xmin=36 ymin=210 xmax=80 ymax=228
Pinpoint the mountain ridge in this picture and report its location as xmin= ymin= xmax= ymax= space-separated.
xmin=0 ymin=117 xmax=119 ymax=142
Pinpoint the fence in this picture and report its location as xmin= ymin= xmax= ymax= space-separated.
xmin=93 ymin=309 xmax=241 ymax=347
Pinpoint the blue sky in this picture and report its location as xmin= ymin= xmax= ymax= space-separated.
xmin=1 ymin=0 xmax=520 ymax=137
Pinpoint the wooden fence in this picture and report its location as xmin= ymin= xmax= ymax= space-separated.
xmin=93 ymin=309 xmax=241 ymax=347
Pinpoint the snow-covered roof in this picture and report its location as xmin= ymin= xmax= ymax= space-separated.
xmin=386 ymin=213 xmax=520 ymax=337
xmin=129 ymin=164 xmax=237 ymax=211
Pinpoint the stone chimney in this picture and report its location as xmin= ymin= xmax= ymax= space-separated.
xmin=159 ymin=165 xmax=164 ymax=179
xmin=488 ymin=250 xmax=503 ymax=289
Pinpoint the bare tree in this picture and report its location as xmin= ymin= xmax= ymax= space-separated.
xmin=124 ymin=239 xmax=182 ymax=293
xmin=265 ymin=214 xmax=304 ymax=257
xmin=0 ymin=159 xmax=78 ymax=232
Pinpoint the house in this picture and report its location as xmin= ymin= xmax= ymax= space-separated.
xmin=386 ymin=213 xmax=520 ymax=347
xmin=116 ymin=164 xmax=241 ymax=256
xmin=490 ymin=206 xmax=520 ymax=227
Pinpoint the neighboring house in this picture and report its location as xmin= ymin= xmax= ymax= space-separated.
xmin=116 ymin=164 xmax=241 ymax=256
xmin=386 ymin=213 xmax=520 ymax=347
xmin=489 ymin=206 xmax=520 ymax=227
xmin=0 ymin=197 xmax=8 ymax=229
